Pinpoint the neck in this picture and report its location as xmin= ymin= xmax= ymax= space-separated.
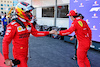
xmin=76 ymin=17 xmax=80 ymax=19
xmin=72 ymin=17 xmax=75 ymax=21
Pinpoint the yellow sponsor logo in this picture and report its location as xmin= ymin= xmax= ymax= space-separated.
xmin=20 ymin=47 xmax=23 ymax=49
xmin=17 ymin=26 xmax=25 ymax=32
xmin=18 ymin=27 xmax=22 ymax=31
xmin=4 ymin=19 xmax=7 ymax=22
xmin=26 ymin=25 xmax=28 ymax=28
xmin=78 ymin=21 xmax=83 ymax=27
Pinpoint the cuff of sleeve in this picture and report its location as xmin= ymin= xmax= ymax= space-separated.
xmin=45 ymin=31 xmax=49 ymax=35
xmin=4 ymin=54 xmax=9 ymax=60
xmin=59 ymin=31 xmax=62 ymax=35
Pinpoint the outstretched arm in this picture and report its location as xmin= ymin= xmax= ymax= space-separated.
xmin=54 ymin=22 xmax=76 ymax=36
xmin=1 ymin=19 xmax=4 ymax=28
xmin=31 ymin=25 xmax=55 ymax=37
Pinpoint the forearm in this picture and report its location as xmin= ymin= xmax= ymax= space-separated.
xmin=90 ymin=30 xmax=92 ymax=40
xmin=58 ymin=30 xmax=71 ymax=36
xmin=3 ymin=39 xmax=12 ymax=59
xmin=58 ymin=25 xmax=75 ymax=36
xmin=1 ymin=21 xmax=4 ymax=27
xmin=31 ymin=31 xmax=49 ymax=37
xmin=2 ymin=42 xmax=9 ymax=59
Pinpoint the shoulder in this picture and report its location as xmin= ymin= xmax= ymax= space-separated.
xmin=72 ymin=19 xmax=78 ymax=25
xmin=8 ymin=21 xmax=19 ymax=27
xmin=72 ymin=19 xmax=82 ymax=26
xmin=1 ymin=17 xmax=4 ymax=20
xmin=74 ymin=19 xmax=84 ymax=24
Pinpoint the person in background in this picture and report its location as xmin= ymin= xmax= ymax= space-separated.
xmin=0 ymin=14 xmax=1 ymax=19
xmin=70 ymin=13 xmax=84 ymax=60
xmin=31 ymin=15 xmax=37 ymax=28
xmin=33 ymin=16 xmax=37 ymax=22
xmin=0 ymin=14 xmax=1 ymax=23
xmin=7 ymin=15 xmax=12 ymax=24
xmin=1 ymin=14 xmax=8 ymax=37
xmin=78 ymin=13 xmax=84 ymax=19
xmin=70 ymin=35 xmax=77 ymax=60
xmin=54 ymin=10 xmax=92 ymax=67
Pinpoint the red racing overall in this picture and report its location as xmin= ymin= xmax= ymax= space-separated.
xmin=59 ymin=18 xmax=92 ymax=67
xmin=2 ymin=17 xmax=49 ymax=67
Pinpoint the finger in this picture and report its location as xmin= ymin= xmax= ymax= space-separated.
xmin=5 ymin=60 xmax=12 ymax=66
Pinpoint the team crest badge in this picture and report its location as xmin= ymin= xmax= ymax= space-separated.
xmin=78 ymin=21 xmax=83 ymax=27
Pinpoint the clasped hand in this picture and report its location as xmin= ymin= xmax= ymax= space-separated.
xmin=49 ymin=30 xmax=58 ymax=35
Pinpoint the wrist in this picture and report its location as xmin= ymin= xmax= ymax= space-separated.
xmin=57 ymin=31 xmax=59 ymax=35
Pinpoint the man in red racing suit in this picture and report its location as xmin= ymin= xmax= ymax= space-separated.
xmin=2 ymin=2 xmax=55 ymax=67
xmin=2 ymin=16 xmax=53 ymax=67
xmin=55 ymin=10 xmax=92 ymax=67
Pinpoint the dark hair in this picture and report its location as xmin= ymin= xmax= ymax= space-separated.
xmin=77 ymin=13 xmax=84 ymax=19
xmin=73 ymin=15 xmax=79 ymax=18
xmin=4 ymin=14 xmax=6 ymax=17
xmin=81 ymin=16 xmax=84 ymax=19
xmin=73 ymin=13 xmax=84 ymax=19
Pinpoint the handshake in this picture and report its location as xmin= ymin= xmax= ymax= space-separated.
xmin=49 ymin=30 xmax=59 ymax=35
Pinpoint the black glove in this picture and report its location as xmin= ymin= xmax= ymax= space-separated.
xmin=4 ymin=59 xmax=20 ymax=66
xmin=12 ymin=59 xmax=20 ymax=66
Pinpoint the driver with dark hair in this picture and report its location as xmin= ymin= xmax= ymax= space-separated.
xmin=54 ymin=10 xmax=92 ymax=67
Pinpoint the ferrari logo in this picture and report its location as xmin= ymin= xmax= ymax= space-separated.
xmin=78 ymin=21 xmax=83 ymax=27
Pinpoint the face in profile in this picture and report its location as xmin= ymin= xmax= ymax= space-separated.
xmin=4 ymin=14 xmax=6 ymax=17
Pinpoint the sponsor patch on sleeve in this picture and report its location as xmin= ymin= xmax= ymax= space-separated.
xmin=5 ymin=27 xmax=12 ymax=35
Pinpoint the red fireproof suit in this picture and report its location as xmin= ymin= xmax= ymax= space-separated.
xmin=2 ymin=17 xmax=49 ymax=67
xmin=59 ymin=18 xmax=92 ymax=67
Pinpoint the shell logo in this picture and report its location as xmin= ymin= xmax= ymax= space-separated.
xmin=17 ymin=26 xmax=25 ymax=32
xmin=18 ymin=27 xmax=22 ymax=31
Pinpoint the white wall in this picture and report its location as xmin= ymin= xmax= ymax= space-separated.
xmin=25 ymin=0 xmax=31 ymax=4
xmin=56 ymin=18 xmax=69 ymax=28
xmin=37 ymin=18 xmax=69 ymax=28
xmin=36 ymin=7 xmax=69 ymax=28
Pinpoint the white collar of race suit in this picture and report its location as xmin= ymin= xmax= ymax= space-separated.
xmin=18 ymin=17 xmax=26 ymax=22
xmin=76 ymin=17 xmax=81 ymax=19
